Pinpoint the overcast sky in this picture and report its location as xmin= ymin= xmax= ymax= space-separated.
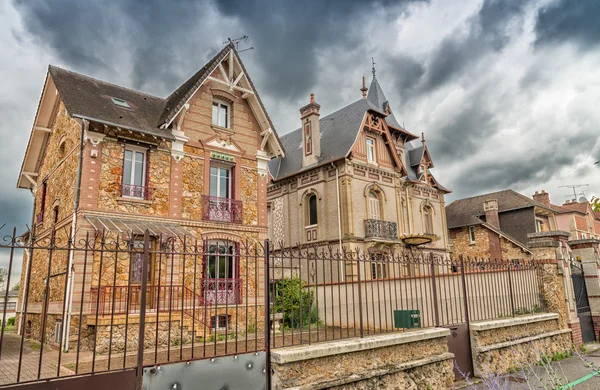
xmin=0 ymin=0 xmax=599 ymax=283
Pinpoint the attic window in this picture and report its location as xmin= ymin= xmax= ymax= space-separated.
xmin=111 ymin=97 xmax=131 ymax=109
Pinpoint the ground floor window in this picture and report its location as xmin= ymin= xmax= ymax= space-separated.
xmin=211 ymin=314 xmax=229 ymax=331
xmin=371 ymin=263 xmax=388 ymax=279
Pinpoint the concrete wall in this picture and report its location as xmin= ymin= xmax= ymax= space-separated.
xmin=470 ymin=313 xmax=572 ymax=377
xmin=270 ymin=328 xmax=454 ymax=389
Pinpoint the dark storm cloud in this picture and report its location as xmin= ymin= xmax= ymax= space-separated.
xmin=213 ymin=0 xmax=428 ymax=101
xmin=535 ymin=0 xmax=600 ymax=48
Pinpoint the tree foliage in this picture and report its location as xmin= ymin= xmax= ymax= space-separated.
xmin=591 ymin=196 xmax=600 ymax=213
xmin=272 ymin=278 xmax=319 ymax=328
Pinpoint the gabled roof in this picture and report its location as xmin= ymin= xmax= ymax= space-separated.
xmin=19 ymin=43 xmax=284 ymax=189
xmin=446 ymin=189 xmax=556 ymax=229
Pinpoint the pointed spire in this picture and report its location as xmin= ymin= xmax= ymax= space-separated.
xmin=360 ymin=76 xmax=368 ymax=99
xmin=366 ymin=75 xmax=388 ymax=110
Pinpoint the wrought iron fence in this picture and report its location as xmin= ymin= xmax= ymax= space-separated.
xmin=0 ymin=226 xmax=266 ymax=387
xmin=267 ymin=244 xmax=546 ymax=348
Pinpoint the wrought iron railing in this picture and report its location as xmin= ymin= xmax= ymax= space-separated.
xmin=201 ymin=195 xmax=243 ymax=224
xmin=201 ymin=278 xmax=242 ymax=305
xmin=121 ymin=183 xmax=152 ymax=199
xmin=364 ymin=219 xmax=398 ymax=240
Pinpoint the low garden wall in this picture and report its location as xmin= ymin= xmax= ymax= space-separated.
xmin=270 ymin=327 xmax=454 ymax=389
xmin=470 ymin=313 xmax=572 ymax=378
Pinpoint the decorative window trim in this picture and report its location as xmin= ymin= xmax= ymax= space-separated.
xmin=304 ymin=120 xmax=312 ymax=156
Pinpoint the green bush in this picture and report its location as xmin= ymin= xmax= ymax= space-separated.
xmin=6 ymin=317 xmax=15 ymax=327
xmin=272 ymin=278 xmax=319 ymax=329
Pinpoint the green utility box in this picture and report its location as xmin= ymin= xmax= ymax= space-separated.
xmin=393 ymin=310 xmax=421 ymax=329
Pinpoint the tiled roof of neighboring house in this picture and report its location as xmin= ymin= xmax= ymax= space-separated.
xmin=49 ymin=66 xmax=175 ymax=140
xmin=478 ymin=219 xmax=532 ymax=253
xmin=446 ymin=189 xmax=555 ymax=229
xmin=268 ymin=76 xmax=445 ymax=192
xmin=7 ymin=289 xmax=19 ymax=297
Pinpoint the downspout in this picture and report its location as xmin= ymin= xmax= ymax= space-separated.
xmin=62 ymin=119 xmax=87 ymax=352
xmin=18 ymin=189 xmax=37 ymax=335
xmin=333 ymin=163 xmax=344 ymax=282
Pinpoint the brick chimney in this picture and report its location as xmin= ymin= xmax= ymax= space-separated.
xmin=533 ymin=190 xmax=550 ymax=207
xmin=483 ymin=199 xmax=500 ymax=229
xmin=300 ymin=93 xmax=321 ymax=168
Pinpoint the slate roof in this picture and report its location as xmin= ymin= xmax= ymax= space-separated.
xmin=269 ymin=76 xmax=436 ymax=184
xmin=49 ymin=66 xmax=175 ymax=140
xmin=445 ymin=189 xmax=556 ymax=229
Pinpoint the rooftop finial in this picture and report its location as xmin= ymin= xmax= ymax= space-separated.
xmin=360 ymin=76 xmax=368 ymax=98
xmin=421 ymin=132 xmax=425 ymax=144
xmin=371 ymin=57 xmax=377 ymax=78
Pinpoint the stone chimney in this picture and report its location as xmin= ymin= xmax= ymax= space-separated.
xmin=360 ymin=76 xmax=368 ymax=99
xmin=300 ymin=93 xmax=321 ymax=168
xmin=533 ymin=190 xmax=551 ymax=207
xmin=483 ymin=199 xmax=500 ymax=229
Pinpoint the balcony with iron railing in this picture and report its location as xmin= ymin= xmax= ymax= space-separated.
xmin=201 ymin=195 xmax=243 ymax=224
xmin=364 ymin=219 xmax=398 ymax=241
xmin=121 ymin=183 xmax=153 ymax=200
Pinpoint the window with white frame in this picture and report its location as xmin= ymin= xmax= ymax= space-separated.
xmin=210 ymin=164 xmax=232 ymax=199
xmin=423 ymin=206 xmax=434 ymax=234
xmin=122 ymin=146 xmax=147 ymax=198
xmin=212 ymin=100 xmax=230 ymax=128
xmin=366 ymin=137 xmax=376 ymax=164
xmin=211 ymin=314 xmax=229 ymax=331
xmin=535 ymin=219 xmax=544 ymax=233
xmin=468 ymin=226 xmax=476 ymax=244
xmin=371 ymin=262 xmax=387 ymax=279
xmin=368 ymin=191 xmax=381 ymax=220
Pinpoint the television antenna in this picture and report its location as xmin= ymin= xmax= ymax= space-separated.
xmin=558 ymin=184 xmax=589 ymax=200
xmin=224 ymin=35 xmax=254 ymax=53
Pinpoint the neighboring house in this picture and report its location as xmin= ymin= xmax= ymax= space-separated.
xmin=533 ymin=190 xmax=600 ymax=240
xmin=267 ymin=72 xmax=451 ymax=283
xmin=446 ymin=189 xmax=559 ymax=259
xmin=16 ymin=42 xmax=283 ymax=350
xmin=1 ymin=290 xmax=19 ymax=325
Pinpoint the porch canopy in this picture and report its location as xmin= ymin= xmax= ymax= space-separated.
xmin=84 ymin=215 xmax=192 ymax=237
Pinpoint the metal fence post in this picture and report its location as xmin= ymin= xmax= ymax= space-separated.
xmin=264 ymin=239 xmax=271 ymax=390
xmin=356 ymin=253 xmax=364 ymax=338
xmin=459 ymin=256 xmax=471 ymax=324
xmin=507 ymin=264 xmax=515 ymax=317
xmin=430 ymin=253 xmax=440 ymax=327
xmin=136 ymin=230 xmax=150 ymax=390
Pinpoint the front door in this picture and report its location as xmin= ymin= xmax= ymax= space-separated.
xmin=571 ymin=261 xmax=596 ymax=342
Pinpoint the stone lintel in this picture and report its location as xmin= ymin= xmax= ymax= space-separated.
xmin=270 ymin=328 xmax=450 ymax=364
xmin=470 ymin=313 xmax=558 ymax=331
xmin=475 ymin=329 xmax=571 ymax=353
xmin=527 ymin=239 xmax=560 ymax=248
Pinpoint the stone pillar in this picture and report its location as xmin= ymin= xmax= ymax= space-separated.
xmin=527 ymin=231 xmax=581 ymax=345
xmin=569 ymin=238 xmax=600 ymax=341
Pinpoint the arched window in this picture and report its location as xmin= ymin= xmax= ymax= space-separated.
xmin=308 ymin=194 xmax=318 ymax=226
xmin=368 ymin=191 xmax=380 ymax=220
xmin=424 ymin=206 xmax=434 ymax=234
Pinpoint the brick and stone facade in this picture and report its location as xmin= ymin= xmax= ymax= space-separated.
xmin=16 ymin=44 xmax=283 ymax=352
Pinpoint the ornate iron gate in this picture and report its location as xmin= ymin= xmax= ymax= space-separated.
xmin=571 ymin=261 xmax=596 ymax=343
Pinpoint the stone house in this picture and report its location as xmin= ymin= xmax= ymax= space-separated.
xmin=267 ymin=72 xmax=451 ymax=284
xmin=532 ymin=190 xmax=600 ymax=241
xmin=16 ymin=43 xmax=284 ymax=351
xmin=446 ymin=189 xmax=559 ymax=259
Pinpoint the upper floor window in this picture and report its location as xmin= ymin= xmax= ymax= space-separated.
xmin=468 ymin=226 xmax=476 ymax=244
xmin=366 ymin=137 xmax=376 ymax=164
xmin=307 ymin=194 xmax=318 ymax=226
xmin=210 ymin=164 xmax=232 ymax=199
xmin=122 ymin=147 xmax=147 ymax=198
xmin=368 ymin=191 xmax=381 ymax=220
xmin=423 ymin=206 xmax=434 ymax=234
xmin=535 ymin=219 xmax=544 ymax=233
xmin=212 ymin=100 xmax=230 ymax=128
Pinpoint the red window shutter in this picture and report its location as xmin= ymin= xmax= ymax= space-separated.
xmin=230 ymin=166 xmax=235 ymax=200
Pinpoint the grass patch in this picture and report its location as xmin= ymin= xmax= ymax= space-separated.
xmin=30 ymin=341 xmax=41 ymax=350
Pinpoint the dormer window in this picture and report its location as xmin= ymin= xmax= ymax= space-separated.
xmin=366 ymin=137 xmax=376 ymax=164
xmin=212 ymin=100 xmax=230 ymax=128
xmin=111 ymin=97 xmax=131 ymax=109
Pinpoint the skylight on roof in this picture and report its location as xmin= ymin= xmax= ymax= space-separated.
xmin=111 ymin=97 xmax=131 ymax=109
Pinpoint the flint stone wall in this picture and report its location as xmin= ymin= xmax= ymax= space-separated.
xmin=271 ymin=328 xmax=454 ymax=390
xmin=470 ymin=313 xmax=572 ymax=377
